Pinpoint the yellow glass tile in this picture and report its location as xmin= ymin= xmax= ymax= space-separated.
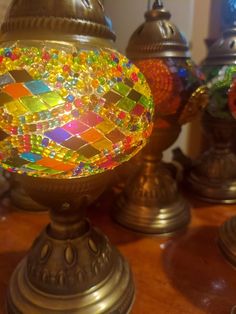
xmin=96 ymin=119 xmax=115 ymax=134
xmin=40 ymin=91 xmax=64 ymax=108
xmin=20 ymin=96 xmax=48 ymax=113
xmin=5 ymin=100 xmax=28 ymax=116
xmin=92 ymin=138 xmax=113 ymax=151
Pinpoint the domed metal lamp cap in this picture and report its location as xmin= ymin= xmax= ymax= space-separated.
xmin=1 ymin=0 xmax=116 ymax=42
xmin=126 ymin=0 xmax=190 ymax=60
xmin=205 ymin=28 xmax=236 ymax=65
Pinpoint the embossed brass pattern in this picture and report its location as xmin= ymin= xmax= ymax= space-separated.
xmin=7 ymin=174 xmax=135 ymax=313
xmin=1 ymin=0 xmax=116 ymax=42
xmin=186 ymin=112 xmax=236 ymax=203
xmin=126 ymin=0 xmax=189 ymax=59
xmin=114 ymin=126 xmax=191 ymax=235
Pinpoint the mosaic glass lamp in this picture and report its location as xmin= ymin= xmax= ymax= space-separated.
xmin=113 ymin=0 xmax=208 ymax=235
xmin=206 ymin=0 xmax=236 ymax=267
xmin=187 ymin=0 xmax=236 ymax=203
xmin=0 ymin=0 xmax=154 ymax=313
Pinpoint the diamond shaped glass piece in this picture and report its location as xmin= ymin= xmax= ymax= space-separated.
xmin=5 ymin=100 xmax=28 ymax=116
xmin=80 ymin=128 xmax=104 ymax=143
xmin=139 ymin=95 xmax=153 ymax=109
xmin=36 ymin=157 xmax=75 ymax=172
xmin=106 ymin=129 xmax=126 ymax=143
xmin=20 ymin=96 xmax=48 ymax=113
xmin=40 ymin=91 xmax=64 ymax=108
xmin=117 ymin=97 xmax=136 ymax=112
xmin=78 ymin=144 xmax=100 ymax=158
xmin=5 ymin=155 xmax=29 ymax=167
xmin=24 ymin=80 xmax=51 ymax=95
xmin=80 ymin=112 xmax=104 ymax=127
xmin=113 ymin=83 xmax=131 ymax=96
xmin=0 ymin=73 xmax=15 ymax=87
xmin=0 ymin=129 xmax=9 ymax=141
xmin=103 ymin=91 xmax=122 ymax=104
xmin=131 ymin=103 xmax=145 ymax=116
xmin=92 ymin=138 xmax=113 ymax=151
xmin=3 ymin=83 xmax=32 ymax=98
xmin=62 ymin=137 xmax=87 ymax=150
xmin=9 ymin=70 xmax=33 ymax=83
xmin=63 ymin=120 xmax=89 ymax=135
xmin=0 ymin=92 xmax=13 ymax=106
xmin=21 ymin=152 xmax=42 ymax=162
xmin=96 ymin=120 xmax=115 ymax=134
xmin=45 ymin=128 xmax=71 ymax=144
xmin=128 ymin=89 xmax=142 ymax=102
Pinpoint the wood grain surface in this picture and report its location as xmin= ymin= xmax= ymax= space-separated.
xmin=0 ymin=190 xmax=236 ymax=314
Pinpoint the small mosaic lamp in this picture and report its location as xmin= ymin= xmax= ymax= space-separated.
xmin=0 ymin=1 xmax=154 ymax=313
xmin=196 ymin=0 xmax=236 ymax=267
xmin=187 ymin=0 xmax=236 ymax=203
xmin=113 ymin=0 xmax=208 ymax=235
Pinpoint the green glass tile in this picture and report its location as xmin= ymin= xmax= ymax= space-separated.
xmin=26 ymin=164 xmax=47 ymax=171
xmin=5 ymin=100 xmax=28 ymax=116
xmin=40 ymin=91 xmax=64 ymax=108
xmin=117 ymin=97 xmax=136 ymax=112
xmin=113 ymin=83 xmax=131 ymax=96
xmin=139 ymin=95 xmax=153 ymax=109
xmin=20 ymin=96 xmax=48 ymax=113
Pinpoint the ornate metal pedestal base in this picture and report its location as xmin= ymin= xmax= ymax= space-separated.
xmin=187 ymin=113 xmax=236 ymax=204
xmin=187 ymin=166 xmax=236 ymax=204
xmin=113 ymin=126 xmax=191 ymax=236
xmin=114 ymin=162 xmax=191 ymax=236
xmin=219 ymin=216 xmax=236 ymax=267
xmin=7 ymin=222 xmax=134 ymax=314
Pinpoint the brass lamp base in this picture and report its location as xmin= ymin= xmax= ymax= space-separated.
xmin=114 ymin=162 xmax=191 ymax=236
xmin=219 ymin=216 xmax=236 ymax=266
xmin=187 ymin=113 xmax=236 ymax=204
xmin=7 ymin=222 xmax=134 ymax=314
xmin=113 ymin=126 xmax=191 ymax=236
xmin=6 ymin=174 xmax=135 ymax=314
xmin=187 ymin=169 xmax=236 ymax=204
xmin=115 ymin=194 xmax=190 ymax=236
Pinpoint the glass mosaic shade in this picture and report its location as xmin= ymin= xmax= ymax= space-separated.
xmin=204 ymin=65 xmax=236 ymax=120
xmin=126 ymin=1 xmax=208 ymax=130
xmin=0 ymin=42 xmax=153 ymax=178
xmin=134 ymin=58 xmax=207 ymax=128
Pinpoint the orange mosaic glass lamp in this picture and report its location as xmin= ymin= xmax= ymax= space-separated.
xmin=113 ymin=0 xmax=208 ymax=235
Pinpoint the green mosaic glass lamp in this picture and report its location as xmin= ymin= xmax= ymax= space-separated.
xmin=0 ymin=0 xmax=154 ymax=313
xmin=186 ymin=0 xmax=236 ymax=203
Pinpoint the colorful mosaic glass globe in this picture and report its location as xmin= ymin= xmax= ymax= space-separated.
xmin=0 ymin=42 xmax=154 ymax=178
xmin=204 ymin=65 xmax=236 ymax=120
xmin=134 ymin=58 xmax=208 ymax=129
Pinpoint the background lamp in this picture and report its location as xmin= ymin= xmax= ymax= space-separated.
xmin=0 ymin=0 xmax=154 ymax=313
xmin=113 ymin=0 xmax=208 ymax=235
xmin=186 ymin=0 xmax=236 ymax=204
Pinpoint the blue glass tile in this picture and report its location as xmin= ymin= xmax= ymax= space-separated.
xmin=21 ymin=152 xmax=42 ymax=162
xmin=24 ymin=80 xmax=51 ymax=95
xmin=45 ymin=128 xmax=71 ymax=144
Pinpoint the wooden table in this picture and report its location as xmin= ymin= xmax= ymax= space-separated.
xmin=0 ymin=190 xmax=236 ymax=314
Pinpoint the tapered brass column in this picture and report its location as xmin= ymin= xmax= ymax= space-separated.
xmin=113 ymin=0 xmax=208 ymax=235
